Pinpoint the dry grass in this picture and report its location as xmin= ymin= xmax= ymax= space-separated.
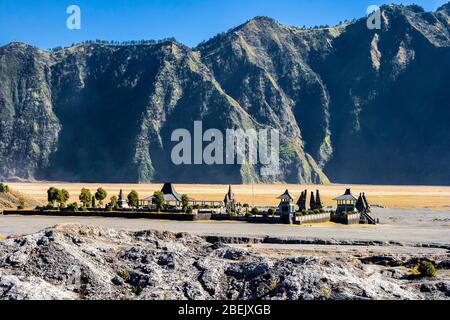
xmin=0 ymin=189 xmax=42 ymax=210
xmin=6 ymin=182 xmax=450 ymax=210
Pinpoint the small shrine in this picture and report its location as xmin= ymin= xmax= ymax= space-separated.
xmin=224 ymin=185 xmax=237 ymax=213
xmin=333 ymin=189 xmax=357 ymax=214
xmin=278 ymin=189 xmax=295 ymax=224
xmin=117 ymin=189 xmax=129 ymax=209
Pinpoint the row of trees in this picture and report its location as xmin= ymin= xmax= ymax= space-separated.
xmin=45 ymin=187 xmax=196 ymax=213
xmin=46 ymin=187 xmax=140 ymax=210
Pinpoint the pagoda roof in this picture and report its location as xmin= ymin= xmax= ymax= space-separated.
xmin=161 ymin=182 xmax=182 ymax=201
xmin=333 ymin=189 xmax=358 ymax=201
xmin=277 ymin=189 xmax=294 ymax=200
xmin=143 ymin=183 xmax=182 ymax=202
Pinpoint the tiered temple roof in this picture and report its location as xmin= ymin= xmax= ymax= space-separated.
xmin=161 ymin=182 xmax=182 ymax=202
xmin=333 ymin=189 xmax=358 ymax=202
xmin=278 ymin=190 xmax=295 ymax=201
xmin=143 ymin=183 xmax=182 ymax=203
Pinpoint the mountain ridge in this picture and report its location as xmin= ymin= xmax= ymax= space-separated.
xmin=1 ymin=2 xmax=450 ymax=184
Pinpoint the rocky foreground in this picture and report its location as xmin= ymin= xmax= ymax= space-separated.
xmin=0 ymin=224 xmax=448 ymax=300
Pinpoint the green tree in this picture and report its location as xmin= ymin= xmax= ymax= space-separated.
xmin=181 ymin=194 xmax=189 ymax=212
xmin=109 ymin=196 xmax=118 ymax=208
xmin=79 ymin=188 xmax=92 ymax=208
xmin=152 ymin=191 xmax=165 ymax=212
xmin=251 ymin=207 xmax=260 ymax=215
xmin=47 ymin=187 xmax=60 ymax=204
xmin=127 ymin=190 xmax=139 ymax=209
xmin=57 ymin=189 xmax=70 ymax=206
xmin=95 ymin=188 xmax=107 ymax=206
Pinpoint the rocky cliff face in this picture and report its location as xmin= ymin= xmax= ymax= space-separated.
xmin=1 ymin=3 xmax=449 ymax=184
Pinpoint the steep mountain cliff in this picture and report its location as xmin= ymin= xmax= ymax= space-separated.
xmin=316 ymin=4 xmax=450 ymax=184
xmin=1 ymin=3 xmax=449 ymax=184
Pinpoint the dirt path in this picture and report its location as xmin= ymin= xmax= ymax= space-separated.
xmin=1 ymin=209 xmax=449 ymax=247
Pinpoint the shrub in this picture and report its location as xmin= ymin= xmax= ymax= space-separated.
xmin=186 ymin=206 xmax=193 ymax=214
xmin=46 ymin=202 xmax=55 ymax=210
xmin=414 ymin=261 xmax=437 ymax=278
xmin=0 ymin=183 xmax=9 ymax=193
xmin=307 ymin=210 xmax=315 ymax=216
xmin=268 ymin=208 xmax=275 ymax=216
xmin=17 ymin=198 xmax=25 ymax=210
xmin=67 ymin=203 xmax=78 ymax=211
xmin=251 ymin=207 xmax=260 ymax=215
xmin=109 ymin=196 xmax=118 ymax=208
xmin=193 ymin=204 xmax=200 ymax=210
xmin=117 ymin=270 xmax=129 ymax=281
xmin=132 ymin=286 xmax=143 ymax=295
xmin=314 ymin=209 xmax=321 ymax=215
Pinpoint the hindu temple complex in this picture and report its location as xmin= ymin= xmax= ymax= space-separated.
xmin=136 ymin=184 xmax=377 ymax=225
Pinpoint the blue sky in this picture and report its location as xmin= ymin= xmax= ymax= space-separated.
xmin=0 ymin=0 xmax=448 ymax=49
